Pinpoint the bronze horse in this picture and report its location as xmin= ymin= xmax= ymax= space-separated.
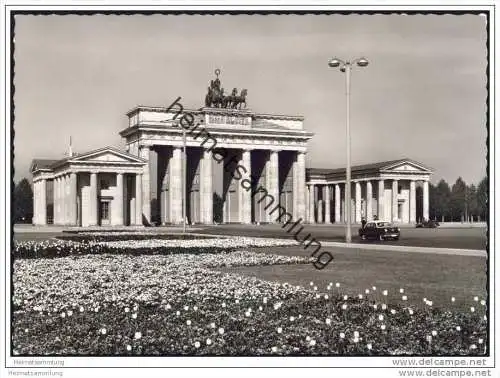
xmin=205 ymin=85 xmax=247 ymax=109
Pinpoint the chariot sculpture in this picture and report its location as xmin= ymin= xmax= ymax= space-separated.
xmin=204 ymin=69 xmax=248 ymax=109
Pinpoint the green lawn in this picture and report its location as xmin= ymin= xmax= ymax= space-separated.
xmin=221 ymin=246 xmax=487 ymax=312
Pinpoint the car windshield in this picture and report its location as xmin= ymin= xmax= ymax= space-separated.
xmin=376 ymin=222 xmax=392 ymax=227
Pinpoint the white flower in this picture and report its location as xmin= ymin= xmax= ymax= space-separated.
xmin=132 ymin=313 xmax=137 ymax=319
xmin=343 ymin=295 xmax=348 ymax=300
xmin=79 ymin=306 xmax=84 ymax=313
xmin=67 ymin=310 xmax=73 ymax=316
xmin=383 ymin=290 xmax=388 ymax=296
xmin=326 ymin=318 xmax=331 ymax=325
xmin=324 ymin=294 xmax=329 ymax=300
xmin=306 ymin=336 xmax=311 ymax=341
xmin=484 ymin=315 xmax=487 ymax=321
xmin=382 ymin=304 xmax=387 ymax=310
xmin=206 ymin=338 xmax=212 ymax=345
xmin=245 ymin=311 xmax=251 ymax=317
xmin=176 ymin=311 xmax=181 ymax=316
xmin=373 ymin=304 xmax=378 ymax=310
xmin=271 ymin=346 xmax=278 ymax=352
xmin=478 ymin=338 xmax=484 ymax=344
xmin=315 ymin=294 xmax=320 ymax=299
xmin=470 ymin=344 xmax=477 ymax=350
xmin=390 ymin=309 xmax=396 ymax=315
xmin=314 ymin=286 xmax=318 ymax=291
xmin=431 ymin=330 xmax=437 ymax=337
xmin=101 ymin=328 xmax=107 ymax=335
xmin=134 ymin=332 xmax=142 ymax=340
xmin=455 ymin=326 xmax=461 ymax=331
xmin=400 ymin=288 xmax=404 ymax=294
xmin=423 ymin=297 xmax=427 ymax=302
xmin=365 ymin=289 xmax=370 ymax=294
xmin=218 ymin=327 xmax=225 ymax=335
xmin=24 ymin=328 xmax=28 ymax=333
xmin=336 ymin=282 xmax=340 ymax=288
xmin=372 ymin=286 xmax=377 ymax=291
xmin=290 ymin=316 xmax=295 ymax=322
xmin=358 ymin=294 xmax=363 ymax=299
xmin=194 ymin=341 xmax=201 ymax=349
xmin=471 ymin=307 xmax=475 ymax=313
xmin=353 ymin=337 xmax=359 ymax=343
xmin=480 ymin=300 xmax=486 ymax=306
xmin=126 ymin=345 xmax=132 ymax=351
xmin=259 ymin=306 xmax=263 ymax=311
xmin=235 ymin=299 xmax=240 ymax=304
xmin=339 ymin=332 xmax=345 ymax=339
xmin=184 ymin=305 xmax=189 ymax=311
xmin=342 ymin=304 xmax=347 ymax=310
xmin=61 ymin=312 xmax=66 ymax=318
xmin=222 ymin=302 xmax=226 ymax=308
xmin=428 ymin=301 xmax=433 ymax=306
xmin=263 ymin=297 xmax=268 ymax=304
xmin=186 ymin=320 xmax=192 ymax=326
xmin=408 ymin=309 xmax=414 ymax=315
xmin=193 ymin=306 xmax=198 ymax=311
xmin=379 ymin=314 xmax=384 ymax=321
xmin=125 ymin=307 xmax=130 ymax=313
xmin=474 ymin=296 xmax=479 ymax=302
xmin=451 ymin=297 xmax=456 ymax=302
xmin=402 ymin=295 xmax=408 ymax=301
xmin=309 ymin=339 xmax=316 ymax=346
xmin=165 ymin=304 xmax=171 ymax=310
xmin=94 ymin=308 xmax=99 ymax=313
xmin=367 ymin=343 xmax=373 ymax=350
xmin=277 ymin=327 xmax=283 ymax=334
xmin=380 ymin=324 xmax=386 ymax=330
xmin=354 ymin=331 xmax=360 ymax=338
xmin=310 ymin=281 xmax=314 ymax=286
xmin=210 ymin=322 xmax=216 ymax=329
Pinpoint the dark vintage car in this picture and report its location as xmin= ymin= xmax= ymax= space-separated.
xmin=416 ymin=220 xmax=440 ymax=228
xmin=358 ymin=221 xmax=400 ymax=241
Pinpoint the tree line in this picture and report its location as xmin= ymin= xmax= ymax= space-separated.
xmin=428 ymin=176 xmax=488 ymax=222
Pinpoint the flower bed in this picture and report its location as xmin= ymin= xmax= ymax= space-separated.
xmin=12 ymin=252 xmax=487 ymax=356
xmin=57 ymin=233 xmax=214 ymax=243
xmin=13 ymin=236 xmax=298 ymax=260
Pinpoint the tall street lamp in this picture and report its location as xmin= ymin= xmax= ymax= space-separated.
xmin=328 ymin=57 xmax=369 ymax=243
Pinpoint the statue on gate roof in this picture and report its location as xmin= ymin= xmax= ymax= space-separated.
xmin=204 ymin=68 xmax=248 ymax=110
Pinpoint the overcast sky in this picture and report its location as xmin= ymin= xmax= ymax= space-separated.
xmin=13 ymin=13 xmax=487 ymax=185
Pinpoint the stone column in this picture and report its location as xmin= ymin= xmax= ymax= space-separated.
xmin=355 ymin=181 xmax=362 ymax=223
xmin=135 ymin=173 xmax=143 ymax=225
xmin=138 ymin=146 xmax=151 ymax=225
xmin=423 ymin=180 xmax=429 ymax=222
xmin=392 ymin=179 xmax=399 ymax=222
xmin=32 ymin=181 xmax=38 ymax=225
xmin=366 ymin=180 xmax=373 ymax=221
xmin=115 ymin=173 xmax=124 ymax=226
xmin=334 ymin=184 xmax=341 ymax=223
xmin=89 ymin=172 xmax=98 ymax=226
xmin=305 ymin=185 xmax=310 ymax=224
xmin=240 ymin=149 xmax=252 ymax=224
xmin=62 ymin=174 xmax=68 ymax=225
xmin=69 ymin=173 xmax=77 ymax=226
xmin=169 ymin=147 xmax=183 ymax=224
xmin=317 ymin=198 xmax=323 ymax=223
xmin=378 ymin=179 xmax=384 ymax=220
xmin=410 ymin=180 xmax=416 ymax=223
xmin=309 ymin=184 xmax=316 ymax=223
xmin=296 ymin=151 xmax=306 ymax=221
xmin=266 ymin=150 xmax=279 ymax=223
xmin=202 ymin=149 xmax=213 ymax=224
xmin=324 ymin=185 xmax=331 ymax=223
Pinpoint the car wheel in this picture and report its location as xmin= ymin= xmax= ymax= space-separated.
xmin=379 ymin=235 xmax=384 ymax=241
xmin=361 ymin=234 xmax=367 ymax=241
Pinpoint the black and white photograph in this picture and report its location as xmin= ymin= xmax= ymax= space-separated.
xmin=2 ymin=2 xmax=496 ymax=378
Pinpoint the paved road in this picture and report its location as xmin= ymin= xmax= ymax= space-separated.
xmin=195 ymin=224 xmax=487 ymax=250
xmin=13 ymin=224 xmax=488 ymax=250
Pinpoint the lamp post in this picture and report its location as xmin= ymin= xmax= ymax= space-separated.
xmin=328 ymin=57 xmax=369 ymax=243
